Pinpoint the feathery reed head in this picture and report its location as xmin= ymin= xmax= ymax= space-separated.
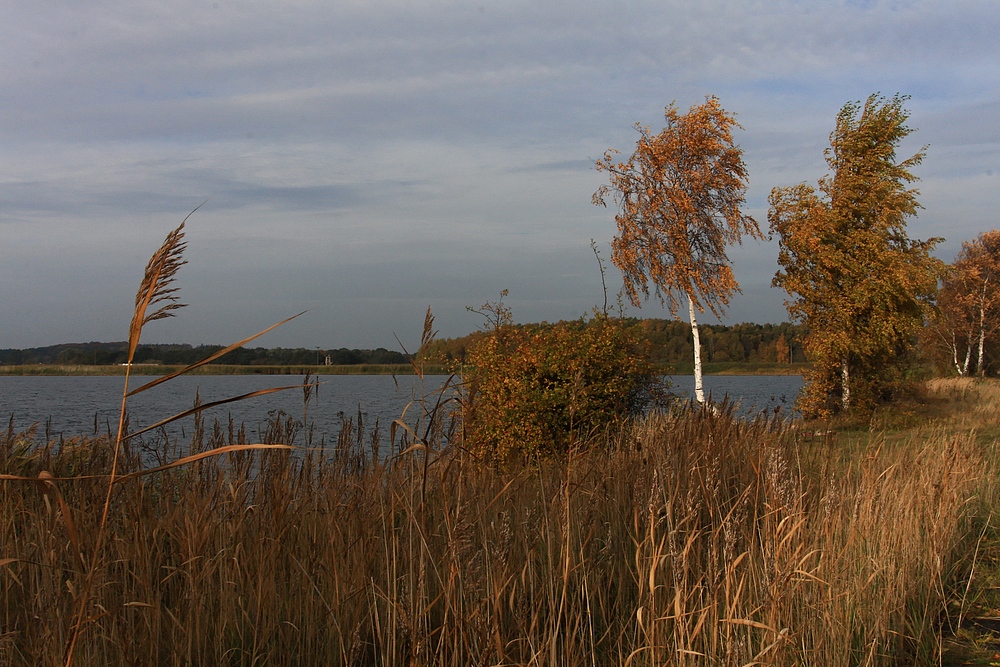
xmin=421 ymin=305 xmax=437 ymax=350
xmin=128 ymin=221 xmax=188 ymax=361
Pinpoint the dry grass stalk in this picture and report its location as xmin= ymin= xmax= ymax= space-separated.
xmin=63 ymin=218 xmax=193 ymax=664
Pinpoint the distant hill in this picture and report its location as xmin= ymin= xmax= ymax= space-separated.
xmin=0 ymin=342 xmax=409 ymax=367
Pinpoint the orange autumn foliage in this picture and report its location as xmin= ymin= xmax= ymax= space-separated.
xmin=927 ymin=230 xmax=1000 ymax=376
xmin=770 ymin=94 xmax=942 ymax=416
xmin=593 ymin=96 xmax=760 ymax=317
xmin=460 ymin=309 xmax=663 ymax=464
xmin=593 ymin=96 xmax=761 ymax=403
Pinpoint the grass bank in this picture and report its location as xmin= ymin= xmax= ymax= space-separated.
xmin=1 ymin=378 xmax=994 ymax=665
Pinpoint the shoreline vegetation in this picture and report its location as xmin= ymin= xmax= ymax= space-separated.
xmin=2 ymin=377 xmax=997 ymax=665
xmin=4 ymin=87 xmax=998 ymax=663
xmin=0 ymin=362 xmax=432 ymax=376
xmin=0 ymin=360 xmax=811 ymax=377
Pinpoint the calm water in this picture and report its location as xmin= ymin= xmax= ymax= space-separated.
xmin=665 ymin=375 xmax=803 ymax=416
xmin=0 ymin=373 xmax=803 ymax=442
xmin=0 ymin=374 xmax=454 ymax=442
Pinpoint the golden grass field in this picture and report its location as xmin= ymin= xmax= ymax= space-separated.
xmin=2 ymin=377 xmax=999 ymax=666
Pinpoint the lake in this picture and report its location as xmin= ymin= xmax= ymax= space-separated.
xmin=665 ymin=374 xmax=803 ymax=414
xmin=0 ymin=373 xmax=803 ymax=443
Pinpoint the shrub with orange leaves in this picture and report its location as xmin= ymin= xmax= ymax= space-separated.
xmin=460 ymin=315 xmax=664 ymax=464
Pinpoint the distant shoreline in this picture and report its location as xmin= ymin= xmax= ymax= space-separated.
xmin=662 ymin=361 xmax=809 ymax=377
xmin=0 ymin=362 xmax=809 ymax=377
xmin=0 ymin=363 xmax=432 ymax=376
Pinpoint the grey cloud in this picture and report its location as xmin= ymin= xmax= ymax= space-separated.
xmin=508 ymin=159 xmax=595 ymax=174
xmin=1 ymin=0 xmax=999 ymax=347
xmin=0 ymin=172 xmax=366 ymax=219
xmin=8 ymin=0 xmax=997 ymax=146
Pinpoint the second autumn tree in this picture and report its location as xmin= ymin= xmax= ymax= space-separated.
xmin=770 ymin=94 xmax=942 ymax=416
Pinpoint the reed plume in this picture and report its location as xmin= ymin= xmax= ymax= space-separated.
xmin=61 ymin=208 xmax=299 ymax=667
xmin=65 ymin=216 xmax=192 ymax=666
xmin=128 ymin=220 xmax=189 ymax=361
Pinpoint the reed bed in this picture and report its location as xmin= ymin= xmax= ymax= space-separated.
xmin=0 ymin=394 xmax=988 ymax=666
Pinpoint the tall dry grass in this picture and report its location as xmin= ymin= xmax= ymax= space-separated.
xmin=0 ymin=394 xmax=988 ymax=666
xmin=0 ymin=215 xmax=304 ymax=666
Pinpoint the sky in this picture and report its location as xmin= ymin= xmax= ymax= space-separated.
xmin=2 ymin=0 xmax=998 ymax=351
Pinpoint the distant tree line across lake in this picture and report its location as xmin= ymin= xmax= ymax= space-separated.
xmin=1 ymin=319 xmax=808 ymax=369
xmin=418 ymin=319 xmax=809 ymax=367
xmin=0 ymin=342 xmax=409 ymax=367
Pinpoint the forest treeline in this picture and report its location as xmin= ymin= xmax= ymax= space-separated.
xmin=1 ymin=320 xmax=807 ymax=369
xmin=419 ymin=319 xmax=808 ymax=367
xmin=0 ymin=342 xmax=408 ymax=367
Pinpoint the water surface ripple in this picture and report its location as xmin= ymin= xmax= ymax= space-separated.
xmin=0 ymin=373 xmax=803 ymax=443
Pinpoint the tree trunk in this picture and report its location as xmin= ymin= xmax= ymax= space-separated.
xmin=953 ymin=332 xmax=971 ymax=376
xmin=950 ymin=333 xmax=961 ymax=375
xmin=962 ymin=335 xmax=972 ymax=376
xmin=689 ymin=296 xmax=705 ymax=404
xmin=841 ymin=357 xmax=850 ymax=412
xmin=978 ymin=303 xmax=987 ymax=376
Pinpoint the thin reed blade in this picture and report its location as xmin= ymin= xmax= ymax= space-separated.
xmin=123 ymin=384 xmax=304 ymax=439
xmin=114 ymin=444 xmax=292 ymax=482
xmin=127 ymin=311 xmax=307 ymax=396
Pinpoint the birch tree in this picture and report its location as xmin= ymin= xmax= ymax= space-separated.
xmin=930 ymin=230 xmax=1000 ymax=376
xmin=594 ymin=96 xmax=761 ymax=403
xmin=770 ymin=94 xmax=942 ymax=415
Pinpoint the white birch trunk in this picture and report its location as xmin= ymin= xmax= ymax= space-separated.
xmin=953 ymin=332 xmax=971 ymax=376
xmin=841 ymin=357 xmax=850 ymax=412
xmin=689 ymin=296 xmax=705 ymax=404
xmin=978 ymin=302 xmax=987 ymax=376
xmin=950 ymin=333 xmax=961 ymax=376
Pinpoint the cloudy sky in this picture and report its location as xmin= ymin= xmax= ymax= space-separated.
xmin=2 ymin=0 xmax=998 ymax=350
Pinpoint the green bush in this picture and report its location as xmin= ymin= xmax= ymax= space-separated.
xmin=460 ymin=314 xmax=664 ymax=463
